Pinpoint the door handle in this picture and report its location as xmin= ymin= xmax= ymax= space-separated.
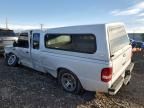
xmin=26 ymin=51 xmax=29 ymax=53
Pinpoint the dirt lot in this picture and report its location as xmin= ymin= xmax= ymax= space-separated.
xmin=0 ymin=52 xmax=144 ymax=108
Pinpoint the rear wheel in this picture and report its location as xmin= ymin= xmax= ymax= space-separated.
xmin=6 ymin=53 xmax=18 ymax=66
xmin=58 ymin=69 xmax=83 ymax=94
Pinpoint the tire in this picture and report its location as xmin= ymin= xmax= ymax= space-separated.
xmin=6 ymin=53 xmax=18 ymax=66
xmin=58 ymin=69 xmax=83 ymax=94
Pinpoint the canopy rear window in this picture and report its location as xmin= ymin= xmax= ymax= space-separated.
xmin=108 ymin=26 xmax=130 ymax=54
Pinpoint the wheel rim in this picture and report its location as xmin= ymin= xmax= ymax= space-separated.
xmin=8 ymin=55 xmax=16 ymax=65
xmin=61 ymin=73 xmax=77 ymax=92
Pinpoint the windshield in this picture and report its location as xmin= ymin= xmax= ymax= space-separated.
xmin=108 ymin=26 xmax=130 ymax=55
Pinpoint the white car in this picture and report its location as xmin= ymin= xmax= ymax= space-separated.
xmin=4 ymin=23 xmax=134 ymax=95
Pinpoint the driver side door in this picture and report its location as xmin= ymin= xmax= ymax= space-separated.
xmin=16 ymin=32 xmax=33 ymax=68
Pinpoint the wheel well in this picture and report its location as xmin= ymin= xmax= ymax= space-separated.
xmin=8 ymin=52 xmax=14 ymax=55
xmin=6 ymin=52 xmax=15 ymax=55
xmin=5 ymin=52 xmax=13 ymax=58
xmin=57 ymin=68 xmax=70 ymax=76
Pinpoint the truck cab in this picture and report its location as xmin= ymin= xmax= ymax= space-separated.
xmin=5 ymin=30 xmax=43 ymax=68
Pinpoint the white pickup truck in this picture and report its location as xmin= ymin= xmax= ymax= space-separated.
xmin=4 ymin=23 xmax=134 ymax=95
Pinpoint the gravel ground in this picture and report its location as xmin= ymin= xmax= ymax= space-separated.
xmin=0 ymin=52 xmax=144 ymax=108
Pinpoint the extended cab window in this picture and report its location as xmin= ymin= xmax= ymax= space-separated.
xmin=17 ymin=33 xmax=29 ymax=48
xmin=45 ymin=34 xmax=96 ymax=54
xmin=108 ymin=26 xmax=130 ymax=54
xmin=33 ymin=33 xmax=40 ymax=49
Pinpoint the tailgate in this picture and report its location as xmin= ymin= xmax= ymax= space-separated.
xmin=111 ymin=46 xmax=132 ymax=82
xmin=107 ymin=25 xmax=132 ymax=83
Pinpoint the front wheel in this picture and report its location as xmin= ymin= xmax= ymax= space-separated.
xmin=6 ymin=53 xmax=18 ymax=66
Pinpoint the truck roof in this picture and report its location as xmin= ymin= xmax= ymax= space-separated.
xmin=45 ymin=22 xmax=124 ymax=34
xmin=18 ymin=22 xmax=125 ymax=35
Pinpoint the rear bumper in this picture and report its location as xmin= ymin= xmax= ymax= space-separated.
xmin=108 ymin=62 xmax=134 ymax=95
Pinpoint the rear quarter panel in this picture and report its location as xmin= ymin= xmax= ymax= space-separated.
xmin=40 ymin=51 xmax=111 ymax=92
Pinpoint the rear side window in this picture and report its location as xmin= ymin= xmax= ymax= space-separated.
xmin=17 ymin=33 xmax=29 ymax=48
xmin=45 ymin=34 xmax=96 ymax=54
xmin=108 ymin=26 xmax=130 ymax=54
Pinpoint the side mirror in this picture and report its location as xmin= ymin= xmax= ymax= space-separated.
xmin=13 ymin=41 xmax=17 ymax=47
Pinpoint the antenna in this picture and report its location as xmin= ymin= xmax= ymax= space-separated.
xmin=6 ymin=17 xmax=8 ymax=29
xmin=40 ymin=24 xmax=43 ymax=30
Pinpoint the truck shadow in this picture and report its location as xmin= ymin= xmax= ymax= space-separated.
xmin=18 ymin=65 xmax=97 ymax=101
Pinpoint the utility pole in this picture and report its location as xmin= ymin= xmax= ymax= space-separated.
xmin=40 ymin=24 xmax=43 ymax=30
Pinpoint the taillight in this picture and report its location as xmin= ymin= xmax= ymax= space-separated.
xmin=101 ymin=68 xmax=112 ymax=82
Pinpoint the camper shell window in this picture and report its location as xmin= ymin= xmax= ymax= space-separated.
xmin=45 ymin=34 xmax=96 ymax=54
xmin=108 ymin=26 xmax=130 ymax=54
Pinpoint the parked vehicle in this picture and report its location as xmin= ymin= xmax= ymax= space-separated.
xmin=141 ymin=42 xmax=144 ymax=49
xmin=4 ymin=23 xmax=134 ymax=95
xmin=130 ymin=39 xmax=144 ymax=49
xmin=0 ymin=28 xmax=18 ymax=53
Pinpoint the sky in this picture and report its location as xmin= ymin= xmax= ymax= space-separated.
xmin=0 ymin=0 xmax=144 ymax=32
